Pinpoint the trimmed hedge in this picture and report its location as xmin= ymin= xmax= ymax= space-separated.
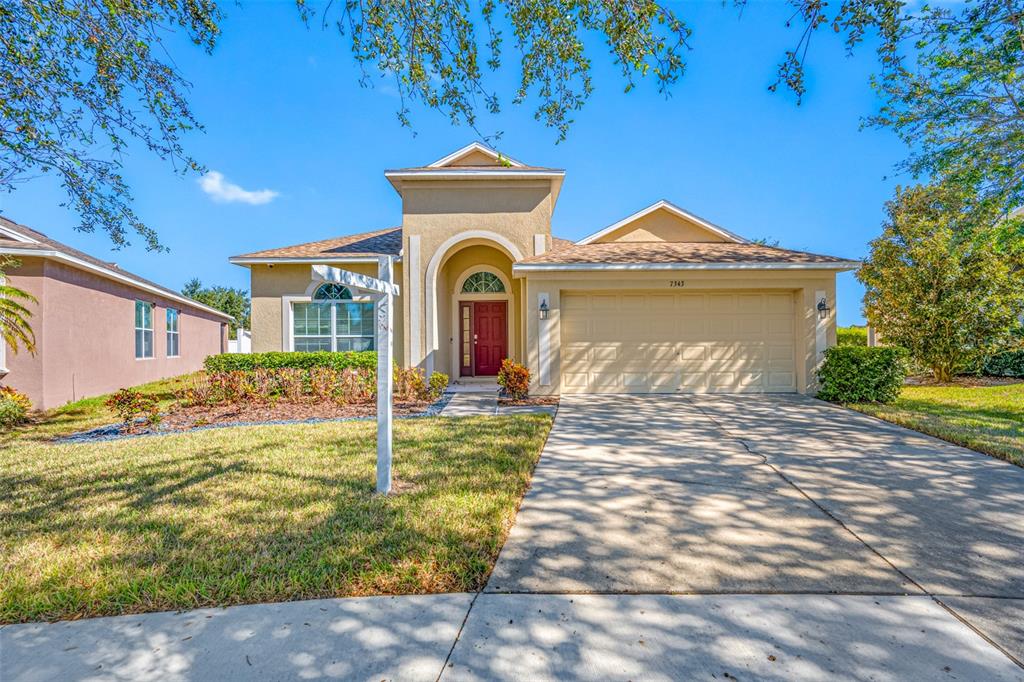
xmin=983 ymin=349 xmax=1024 ymax=378
xmin=204 ymin=351 xmax=377 ymax=373
xmin=837 ymin=326 xmax=868 ymax=347
xmin=817 ymin=346 xmax=908 ymax=404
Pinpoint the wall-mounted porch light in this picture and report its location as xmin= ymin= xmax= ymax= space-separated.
xmin=539 ymin=299 xmax=550 ymax=320
xmin=816 ymin=296 xmax=831 ymax=321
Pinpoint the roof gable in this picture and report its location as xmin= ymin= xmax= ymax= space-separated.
xmin=427 ymin=142 xmax=524 ymax=168
xmin=580 ymin=201 xmax=747 ymax=245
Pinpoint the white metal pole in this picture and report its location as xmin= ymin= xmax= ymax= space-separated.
xmin=376 ymin=256 xmax=394 ymax=495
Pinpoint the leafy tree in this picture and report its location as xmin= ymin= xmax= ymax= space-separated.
xmin=869 ymin=1 xmax=1024 ymax=212
xmin=0 ymin=257 xmax=36 ymax=354
xmin=1 ymin=0 xmax=220 ymax=251
xmin=858 ymin=183 xmax=1024 ymax=382
xmin=182 ymin=278 xmax=249 ymax=339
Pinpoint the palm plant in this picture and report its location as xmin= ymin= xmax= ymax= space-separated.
xmin=0 ymin=260 xmax=36 ymax=355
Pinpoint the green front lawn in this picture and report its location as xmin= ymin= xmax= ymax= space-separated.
xmin=850 ymin=382 xmax=1024 ymax=466
xmin=0 ymin=414 xmax=552 ymax=623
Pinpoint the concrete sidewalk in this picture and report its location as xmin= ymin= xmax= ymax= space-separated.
xmin=3 ymin=593 xmax=1021 ymax=681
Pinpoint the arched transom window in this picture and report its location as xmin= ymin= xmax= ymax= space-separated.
xmin=292 ymin=283 xmax=373 ymax=352
xmin=461 ymin=271 xmax=505 ymax=294
xmin=313 ymin=283 xmax=353 ymax=300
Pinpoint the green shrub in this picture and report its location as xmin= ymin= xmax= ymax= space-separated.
xmin=428 ymin=372 xmax=449 ymax=400
xmin=837 ymin=326 xmax=868 ymax=347
xmin=817 ymin=346 xmax=908 ymax=404
xmin=0 ymin=386 xmax=30 ymax=430
xmin=497 ymin=359 xmax=530 ymax=400
xmin=105 ymin=388 xmax=161 ymax=433
xmin=204 ymin=351 xmax=376 ymax=373
xmin=177 ymin=366 xmax=446 ymax=406
xmin=983 ymin=349 xmax=1024 ymax=377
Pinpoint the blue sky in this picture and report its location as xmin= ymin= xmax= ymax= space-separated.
xmin=0 ymin=2 xmax=914 ymax=325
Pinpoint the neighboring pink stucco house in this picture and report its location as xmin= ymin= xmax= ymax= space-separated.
xmin=0 ymin=216 xmax=232 ymax=410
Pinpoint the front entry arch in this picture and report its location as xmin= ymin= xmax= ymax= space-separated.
xmin=423 ymin=231 xmax=525 ymax=375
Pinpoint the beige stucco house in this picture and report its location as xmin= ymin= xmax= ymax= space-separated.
xmin=1 ymin=217 xmax=233 ymax=409
xmin=231 ymin=143 xmax=858 ymax=395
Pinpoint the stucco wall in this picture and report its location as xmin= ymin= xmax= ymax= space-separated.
xmin=1 ymin=258 xmax=227 ymax=410
xmin=522 ymin=269 xmax=837 ymax=396
xmin=249 ymin=262 xmax=404 ymax=362
xmin=399 ymin=179 xmax=555 ymax=372
xmin=596 ymin=210 xmax=730 ymax=243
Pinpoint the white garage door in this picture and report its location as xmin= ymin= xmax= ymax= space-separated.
xmin=560 ymin=291 xmax=797 ymax=394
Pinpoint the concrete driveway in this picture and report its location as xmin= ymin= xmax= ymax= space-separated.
xmin=469 ymin=394 xmax=1024 ymax=677
xmin=5 ymin=394 xmax=1023 ymax=681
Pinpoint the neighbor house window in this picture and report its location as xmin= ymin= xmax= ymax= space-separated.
xmin=292 ymin=283 xmax=374 ymax=352
xmin=462 ymin=271 xmax=505 ymax=293
xmin=135 ymin=300 xmax=154 ymax=359
xmin=166 ymin=308 xmax=180 ymax=357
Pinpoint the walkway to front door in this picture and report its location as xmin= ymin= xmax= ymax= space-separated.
xmin=459 ymin=300 xmax=507 ymax=377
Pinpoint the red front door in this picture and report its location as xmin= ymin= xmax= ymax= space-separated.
xmin=461 ymin=301 xmax=507 ymax=376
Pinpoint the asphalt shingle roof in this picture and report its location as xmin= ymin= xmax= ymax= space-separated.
xmin=0 ymin=216 xmax=233 ymax=318
xmin=232 ymin=228 xmax=403 ymax=259
xmin=516 ymin=241 xmax=856 ymax=266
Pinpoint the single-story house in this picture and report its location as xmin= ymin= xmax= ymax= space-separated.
xmin=0 ymin=216 xmax=233 ymax=409
xmin=230 ymin=143 xmax=858 ymax=395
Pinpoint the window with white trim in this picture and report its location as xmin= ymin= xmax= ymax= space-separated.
xmin=292 ymin=284 xmax=374 ymax=352
xmin=166 ymin=308 xmax=180 ymax=357
xmin=135 ymin=300 xmax=154 ymax=359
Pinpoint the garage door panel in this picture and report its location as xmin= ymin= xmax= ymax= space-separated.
xmin=676 ymin=295 xmax=706 ymax=313
xmin=679 ymin=373 xmax=708 ymax=390
xmin=764 ymin=293 xmax=794 ymax=314
xmin=679 ymin=345 xmax=707 ymax=360
xmin=591 ymin=295 xmax=620 ymax=312
xmin=560 ymin=292 xmax=796 ymax=394
xmin=708 ymin=317 xmax=736 ymax=338
xmin=677 ymin=321 xmax=709 ymax=340
xmin=767 ymin=317 xmax=793 ymax=336
xmin=650 ymin=372 xmax=681 ymax=392
xmin=647 ymin=344 xmax=678 ymax=361
xmin=647 ymin=295 xmax=677 ymax=314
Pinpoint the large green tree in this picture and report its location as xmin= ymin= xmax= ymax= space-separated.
xmin=1 ymin=0 xmax=220 ymax=251
xmin=182 ymin=278 xmax=249 ymax=339
xmin=858 ymin=182 xmax=1024 ymax=382
xmin=869 ymin=0 xmax=1024 ymax=212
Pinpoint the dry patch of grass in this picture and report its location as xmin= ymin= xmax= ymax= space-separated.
xmin=0 ymin=415 xmax=552 ymax=623
xmin=850 ymin=382 xmax=1023 ymax=467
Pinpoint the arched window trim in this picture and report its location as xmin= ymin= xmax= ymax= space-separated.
xmin=313 ymin=283 xmax=353 ymax=301
xmin=461 ymin=271 xmax=506 ymax=294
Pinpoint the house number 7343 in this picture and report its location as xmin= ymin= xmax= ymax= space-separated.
xmin=669 ymin=280 xmax=686 ymax=288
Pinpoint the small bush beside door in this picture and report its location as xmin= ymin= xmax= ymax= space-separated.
xmin=817 ymin=346 xmax=908 ymax=404
xmin=497 ymin=359 xmax=530 ymax=400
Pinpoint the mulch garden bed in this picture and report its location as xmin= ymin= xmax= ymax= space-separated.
xmin=161 ymin=400 xmax=435 ymax=430
xmin=59 ymin=394 xmax=453 ymax=444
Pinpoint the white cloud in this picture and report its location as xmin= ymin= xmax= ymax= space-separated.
xmin=198 ymin=171 xmax=279 ymax=205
